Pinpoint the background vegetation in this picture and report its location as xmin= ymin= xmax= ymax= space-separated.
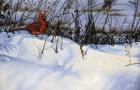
xmin=0 ymin=0 xmax=140 ymax=46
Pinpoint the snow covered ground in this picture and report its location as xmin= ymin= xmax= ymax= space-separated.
xmin=0 ymin=31 xmax=140 ymax=90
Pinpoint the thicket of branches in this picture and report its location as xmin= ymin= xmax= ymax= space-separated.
xmin=0 ymin=0 xmax=140 ymax=45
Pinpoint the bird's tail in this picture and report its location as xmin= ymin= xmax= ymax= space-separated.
xmin=10 ymin=25 xmax=26 ymax=32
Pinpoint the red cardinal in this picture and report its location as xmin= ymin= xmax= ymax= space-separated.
xmin=26 ymin=12 xmax=49 ymax=35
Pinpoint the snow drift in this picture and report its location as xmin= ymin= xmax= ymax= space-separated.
xmin=0 ymin=32 xmax=140 ymax=90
